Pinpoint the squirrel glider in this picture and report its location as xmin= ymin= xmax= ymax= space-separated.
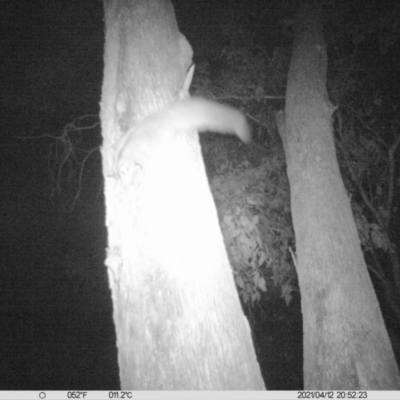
xmin=114 ymin=97 xmax=250 ymax=180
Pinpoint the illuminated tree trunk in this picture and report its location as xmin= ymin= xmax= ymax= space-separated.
xmin=277 ymin=3 xmax=400 ymax=390
xmin=100 ymin=0 xmax=265 ymax=390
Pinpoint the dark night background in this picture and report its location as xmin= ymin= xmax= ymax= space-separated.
xmin=1 ymin=0 xmax=399 ymax=391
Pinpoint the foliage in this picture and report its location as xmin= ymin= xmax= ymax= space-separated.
xmin=330 ymin=63 xmax=399 ymax=258
xmin=352 ymin=199 xmax=393 ymax=253
xmin=210 ymin=153 xmax=296 ymax=307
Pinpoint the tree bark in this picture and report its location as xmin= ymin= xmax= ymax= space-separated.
xmin=100 ymin=0 xmax=265 ymax=390
xmin=276 ymin=3 xmax=400 ymax=390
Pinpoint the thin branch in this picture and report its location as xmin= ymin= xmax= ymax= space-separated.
xmin=386 ymin=133 xmax=400 ymax=227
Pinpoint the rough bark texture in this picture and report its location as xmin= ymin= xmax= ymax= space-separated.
xmin=276 ymin=3 xmax=400 ymax=390
xmin=100 ymin=0 xmax=265 ymax=390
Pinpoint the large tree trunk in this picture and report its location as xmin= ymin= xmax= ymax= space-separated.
xmin=100 ymin=0 xmax=265 ymax=390
xmin=276 ymin=3 xmax=400 ymax=390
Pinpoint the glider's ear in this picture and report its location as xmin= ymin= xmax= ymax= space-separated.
xmin=178 ymin=64 xmax=195 ymax=100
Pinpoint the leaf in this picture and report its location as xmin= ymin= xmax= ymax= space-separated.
xmin=253 ymin=271 xmax=260 ymax=285
xmin=258 ymin=277 xmax=267 ymax=292
xmin=370 ymin=223 xmax=390 ymax=251
xmin=223 ymin=215 xmax=234 ymax=228
xmin=232 ymin=228 xmax=243 ymax=237
xmin=281 ymin=282 xmax=293 ymax=305
xmin=235 ymin=275 xmax=244 ymax=289
xmin=259 ymin=251 xmax=267 ymax=265
xmin=284 ymin=292 xmax=292 ymax=306
xmin=240 ymin=215 xmax=250 ymax=227
xmin=239 ymin=233 xmax=253 ymax=247
xmin=246 ymin=196 xmax=259 ymax=205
